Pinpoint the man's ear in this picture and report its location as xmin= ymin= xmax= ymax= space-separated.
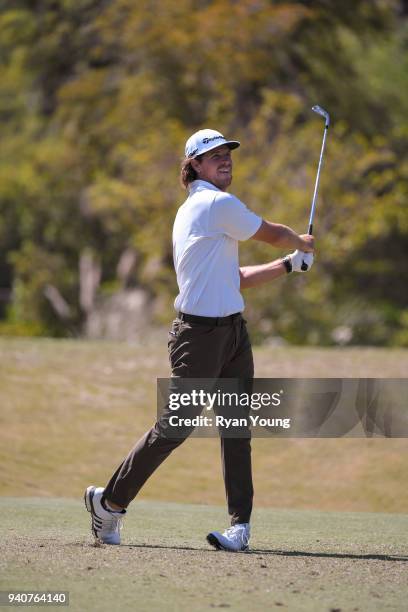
xmin=190 ymin=158 xmax=201 ymax=173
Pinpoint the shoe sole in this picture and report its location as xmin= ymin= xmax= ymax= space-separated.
xmin=206 ymin=533 xmax=223 ymax=550
xmin=84 ymin=486 xmax=99 ymax=540
xmin=206 ymin=533 xmax=249 ymax=553
xmin=84 ymin=486 xmax=96 ymax=514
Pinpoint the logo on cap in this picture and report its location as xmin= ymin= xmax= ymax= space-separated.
xmin=202 ymin=135 xmax=224 ymax=144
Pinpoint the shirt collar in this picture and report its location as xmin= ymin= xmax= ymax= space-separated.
xmin=188 ymin=180 xmax=222 ymax=194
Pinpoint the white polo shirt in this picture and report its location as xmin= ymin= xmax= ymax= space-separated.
xmin=173 ymin=180 xmax=262 ymax=317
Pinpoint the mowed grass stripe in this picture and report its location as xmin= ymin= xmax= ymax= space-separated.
xmin=1 ymin=498 xmax=408 ymax=612
xmin=1 ymin=338 xmax=407 ymax=511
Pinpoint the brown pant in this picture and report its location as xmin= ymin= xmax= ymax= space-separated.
xmin=103 ymin=314 xmax=254 ymax=524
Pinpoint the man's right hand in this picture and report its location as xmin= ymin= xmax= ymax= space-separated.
xmin=299 ymin=234 xmax=315 ymax=252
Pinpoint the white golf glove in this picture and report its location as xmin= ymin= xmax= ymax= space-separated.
xmin=283 ymin=250 xmax=314 ymax=273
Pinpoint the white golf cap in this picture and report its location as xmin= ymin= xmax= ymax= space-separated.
xmin=185 ymin=129 xmax=240 ymax=158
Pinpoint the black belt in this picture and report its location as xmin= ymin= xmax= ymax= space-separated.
xmin=177 ymin=312 xmax=242 ymax=326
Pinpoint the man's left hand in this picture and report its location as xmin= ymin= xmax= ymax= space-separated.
xmin=289 ymin=250 xmax=314 ymax=272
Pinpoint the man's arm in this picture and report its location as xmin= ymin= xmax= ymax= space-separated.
xmin=240 ymin=259 xmax=286 ymax=289
xmin=240 ymin=251 xmax=314 ymax=289
xmin=251 ymin=220 xmax=314 ymax=252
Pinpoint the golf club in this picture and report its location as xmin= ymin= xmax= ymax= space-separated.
xmin=301 ymin=104 xmax=330 ymax=271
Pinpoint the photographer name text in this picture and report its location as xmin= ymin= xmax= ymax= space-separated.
xmin=168 ymin=415 xmax=291 ymax=429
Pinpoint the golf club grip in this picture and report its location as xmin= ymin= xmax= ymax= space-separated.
xmin=300 ymin=224 xmax=313 ymax=271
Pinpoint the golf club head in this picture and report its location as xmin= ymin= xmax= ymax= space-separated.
xmin=312 ymin=105 xmax=330 ymax=127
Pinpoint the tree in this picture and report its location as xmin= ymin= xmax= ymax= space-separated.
xmin=0 ymin=0 xmax=406 ymax=344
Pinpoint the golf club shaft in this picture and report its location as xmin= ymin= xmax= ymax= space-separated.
xmin=300 ymin=105 xmax=329 ymax=271
xmin=308 ymin=122 xmax=329 ymax=234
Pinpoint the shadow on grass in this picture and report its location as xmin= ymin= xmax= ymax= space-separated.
xmin=90 ymin=543 xmax=408 ymax=561
xmin=251 ymin=549 xmax=408 ymax=562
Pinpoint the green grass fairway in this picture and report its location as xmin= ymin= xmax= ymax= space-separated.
xmin=1 ymin=340 xmax=408 ymax=610
xmin=1 ymin=338 xmax=408 ymax=513
xmin=1 ymin=498 xmax=408 ymax=612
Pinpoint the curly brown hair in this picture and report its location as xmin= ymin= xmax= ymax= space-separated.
xmin=180 ymin=154 xmax=203 ymax=189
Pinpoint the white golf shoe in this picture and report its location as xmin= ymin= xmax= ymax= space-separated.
xmin=207 ymin=523 xmax=250 ymax=552
xmin=84 ymin=486 xmax=125 ymax=545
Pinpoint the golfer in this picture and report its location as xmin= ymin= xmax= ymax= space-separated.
xmin=85 ymin=129 xmax=314 ymax=551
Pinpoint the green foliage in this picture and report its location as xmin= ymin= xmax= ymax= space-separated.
xmin=0 ymin=0 xmax=407 ymax=344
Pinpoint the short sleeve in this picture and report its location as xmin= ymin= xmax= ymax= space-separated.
xmin=210 ymin=193 xmax=262 ymax=241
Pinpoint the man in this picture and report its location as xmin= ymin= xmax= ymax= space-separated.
xmin=85 ymin=129 xmax=314 ymax=552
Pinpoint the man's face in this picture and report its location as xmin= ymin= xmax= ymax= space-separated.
xmin=192 ymin=145 xmax=233 ymax=191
